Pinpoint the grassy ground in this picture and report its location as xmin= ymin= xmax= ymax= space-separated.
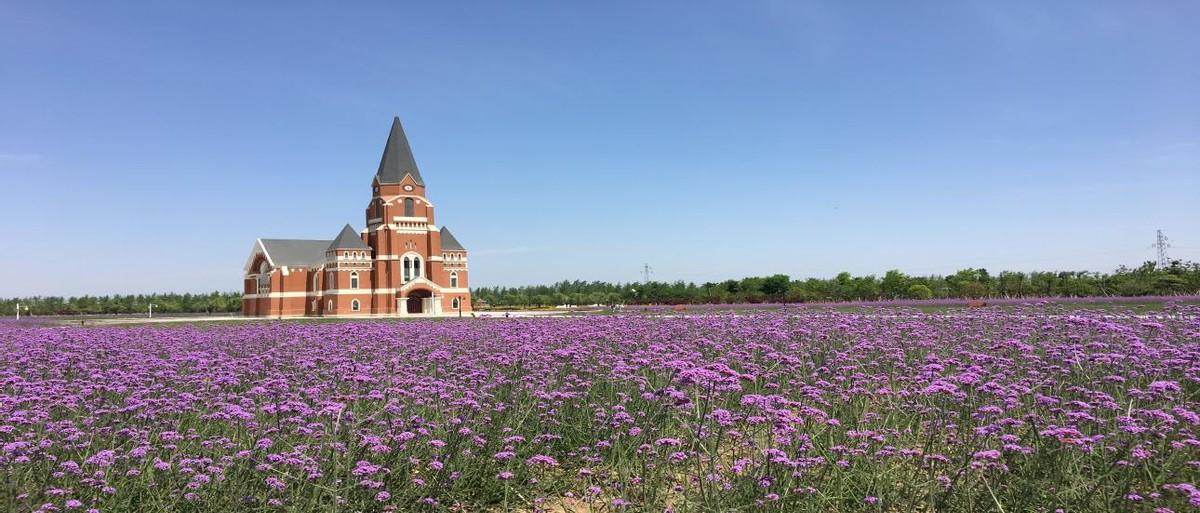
xmin=34 ymin=298 xmax=1199 ymax=329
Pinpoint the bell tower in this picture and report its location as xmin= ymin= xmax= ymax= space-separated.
xmin=362 ymin=116 xmax=471 ymax=315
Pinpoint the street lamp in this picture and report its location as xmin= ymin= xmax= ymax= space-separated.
xmin=15 ymin=303 xmax=29 ymax=320
xmin=148 ymin=303 xmax=157 ymax=318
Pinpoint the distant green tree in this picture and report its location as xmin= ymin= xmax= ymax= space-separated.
xmin=906 ymin=284 xmax=933 ymax=300
xmin=880 ymin=270 xmax=909 ymax=299
xmin=761 ymin=274 xmax=790 ymax=298
xmin=1153 ymin=274 xmax=1188 ymax=294
xmin=850 ymin=276 xmax=880 ymax=300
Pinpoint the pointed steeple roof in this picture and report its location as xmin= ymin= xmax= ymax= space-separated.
xmin=327 ymin=224 xmax=370 ymax=251
xmin=375 ymin=116 xmax=424 ymax=186
xmin=440 ymin=227 xmax=466 ymax=251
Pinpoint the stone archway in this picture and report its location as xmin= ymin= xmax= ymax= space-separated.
xmin=406 ymin=289 xmax=433 ymax=314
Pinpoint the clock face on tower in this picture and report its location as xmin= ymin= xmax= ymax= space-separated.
xmin=403 ymin=185 xmax=414 ymax=191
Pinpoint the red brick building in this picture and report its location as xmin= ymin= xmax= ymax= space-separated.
xmin=243 ymin=117 xmax=472 ymax=317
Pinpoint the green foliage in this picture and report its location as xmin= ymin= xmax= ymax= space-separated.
xmin=761 ymin=274 xmax=791 ymax=298
xmin=3 ymin=262 xmax=1198 ymax=314
xmin=880 ymin=269 xmax=909 ymax=299
xmin=472 ymin=261 xmax=1200 ymax=308
xmin=0 ymin=291 xmax=242 ymax=316
xmin=906 ymin=283 xmax=934 ymax=300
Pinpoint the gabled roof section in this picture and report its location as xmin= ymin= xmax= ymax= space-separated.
xmin=327 ymin=224 xmax=370 ymax=251
xmin=440 ymin=227 xmax=466 ymax=251
xmin=375 ymin=116 xmax=424 ymax=186
xmin=399 ymin=276 xmax=442 ymax=293
xmin=258 ymin=239 xmax=332 ymax=268
xmin=244 ymin=239 xmax=273 ymax=273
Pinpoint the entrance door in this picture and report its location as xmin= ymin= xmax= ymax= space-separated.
xmin=407 ymin=290 xmax=431 ymax=314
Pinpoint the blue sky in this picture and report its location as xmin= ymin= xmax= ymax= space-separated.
xmin=1 ymin=1 xmax=1197 ymax=296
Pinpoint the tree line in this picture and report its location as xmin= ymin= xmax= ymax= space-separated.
xmin=4 ymin=261 xmax=1197 ymax=316
xmin=2 ymin=291 xmax=242 ymax=317
xmin=473 ymin=261 xmax=1200 ymax=308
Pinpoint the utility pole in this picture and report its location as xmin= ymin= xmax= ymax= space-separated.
xmin=641 ymin=263 xmax=654 ymax=283
xmin=1153 ymin=229 xmax=1172 ymax=268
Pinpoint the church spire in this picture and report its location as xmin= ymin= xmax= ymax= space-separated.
xmin=375 ymin=116 xmax=424 ymax=186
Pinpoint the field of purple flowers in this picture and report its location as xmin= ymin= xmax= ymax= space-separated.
xmin=2 ymin=306 xmax=1199 ymax=512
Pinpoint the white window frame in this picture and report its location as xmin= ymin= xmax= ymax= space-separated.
xmin=400 ymin=251 xmax=423 ymax=282
xmin=351 ymin=299 xmax=360 ymax=311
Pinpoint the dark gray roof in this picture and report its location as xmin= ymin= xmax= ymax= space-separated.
xmin=327 ymin=224 xmax=369 ymax=251
xmin=375 ymin=116 xmax=424 ymax=186
xmin=259 ymin=239 xmax=331 ymax=267
xmin=440 ymin=227 xmax=466 ymax=251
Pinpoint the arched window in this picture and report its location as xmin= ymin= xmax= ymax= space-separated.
xmin=450 ymin=272 xmax=458 ymax=288
xmin=350 ymin=272 xmax=359 ymax=289
xmin=404 ymin=198 xmax=415 ymax=217
xmin=403 ymin=257 xmax=411 ymax=282
xmin=452 ymin=297 xmax=460 ymax=309
xmin=257 ymin=262 xmax=271 ymax=294
xmin=413 ymin=257 xmax=422 ymax=278
xmin=351 ymin=299 xmax=360 ymax=311
xmin=312 ymin=273 xmax=319 ymax=291
xmin=327 ymin=299 xmax=332 ymax=310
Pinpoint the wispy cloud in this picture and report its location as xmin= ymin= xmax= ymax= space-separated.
xmin=1142 ymin=141 xmax=1199 ymax=164
xmin=969 ymin=1 xmax=1128 ymax=47
xmin=471 ymin=246 xmax=548 ymax=256
xmin=0 ymin=153 xmax=44 ymax=163
xmin=756 ymin=0 xmax=843 ymax=64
